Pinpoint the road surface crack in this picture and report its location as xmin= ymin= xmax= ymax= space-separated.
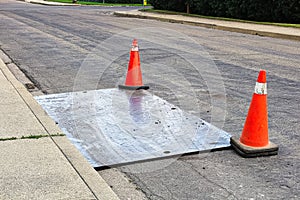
xmin=126 ymin=172 xmax=167 ymax=200
xmin=183 ymin=161 xmax=238 ymax=200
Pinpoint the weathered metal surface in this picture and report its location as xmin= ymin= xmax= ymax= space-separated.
xmin=35 ymin=89 xmax=231 ymax=168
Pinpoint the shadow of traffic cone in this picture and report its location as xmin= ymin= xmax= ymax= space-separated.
xmin=119 ymin=39 xmax=149 ymax=90
xmin=230 ymin=70 xmax=278 ymax=157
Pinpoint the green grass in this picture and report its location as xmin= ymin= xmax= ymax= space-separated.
xmin=20 ymin=133 xmax=65 ymax=140
xmin=142 ymin=9 xmax=300 ymax=29
xmin=0 ymin=137 xmax=17 ymax=141
xmin=46 ymin=0 xmax=143 ymax=6
xmin=0 ymin=133 xmax=65 ymax=141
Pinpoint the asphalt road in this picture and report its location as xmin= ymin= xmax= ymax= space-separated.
xmin=0 ymin=1 xmax=299 ymax=199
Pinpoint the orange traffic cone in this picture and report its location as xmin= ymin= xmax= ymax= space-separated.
xmin=118 ymin=39 xmax=149 ymax=90
xmin=230 ymin=70 xmax=278 ymax=157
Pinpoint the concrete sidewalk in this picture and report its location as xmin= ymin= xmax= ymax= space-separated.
xmin=0 ymin=57 xmax=119 ymax=199
xmin=114 ymin=10 xmax=300 ymax=41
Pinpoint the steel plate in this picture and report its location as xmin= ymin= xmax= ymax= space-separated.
xmin=35 ymin=88 xmax=231 ymax=168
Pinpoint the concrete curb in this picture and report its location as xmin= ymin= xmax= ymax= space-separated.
xmin=114 ymin=11 xmax=300 ymax=41
xmin=0 ymin=58 xmax=119 ymax=200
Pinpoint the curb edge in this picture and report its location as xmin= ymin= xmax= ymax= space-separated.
xmin=114 ymin=12 xmax=300 ymax=41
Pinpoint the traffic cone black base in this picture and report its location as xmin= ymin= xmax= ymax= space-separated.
xmin=118 ymin=85 xmax=149 ymax=90
xmin=230 ymin=137 xmax=278 ymax=158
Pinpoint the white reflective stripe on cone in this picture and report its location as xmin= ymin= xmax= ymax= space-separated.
xmin=255 ymin=82 xmax=267 ymax=95
xmin=131 ymin=46 xmax=139 ymax=51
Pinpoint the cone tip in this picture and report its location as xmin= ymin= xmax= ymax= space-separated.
xmin=257 ymin=69 xmax=266 ymax=83
xmin=132 ymin=39 xmax=138 ymax=47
